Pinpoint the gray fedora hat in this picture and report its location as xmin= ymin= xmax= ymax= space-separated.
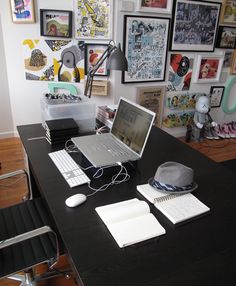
xmin=149 ymin=161 xmax=198 ymax=194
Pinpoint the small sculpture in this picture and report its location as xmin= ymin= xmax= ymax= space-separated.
xmin=186 ymin=95 xmax=217 ymax=142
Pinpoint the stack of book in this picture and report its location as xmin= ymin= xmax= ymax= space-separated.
xmin=45 ymin=118 xmax=79 ymax=145
xmin=96 ymin=105 xmax=117 ymax=129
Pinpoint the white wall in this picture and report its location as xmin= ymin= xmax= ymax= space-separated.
xmin=0 ymin=15 xmax=14 ymax=138
xmin=0 ymin=0 xmax=235 ymax=138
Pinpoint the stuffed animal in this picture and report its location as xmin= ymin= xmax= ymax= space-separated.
xmin=186 ymin=95 xmax=217 ymax=142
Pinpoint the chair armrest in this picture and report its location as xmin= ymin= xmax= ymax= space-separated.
xmin=0 ymin=169 xmax=26 ymax=180
xmin=0 ymin=226 xmax=59 ymax=267
xmin=0 ymin=169 xmax=32 ymax=200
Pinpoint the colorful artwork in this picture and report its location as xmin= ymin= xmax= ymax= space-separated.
xmin=166 ymin=92 xmax=205 ymax=110
xmin=85 ymin=44 xmax=109 ymax=76
xmin=198 ymin=59 xmax=219 ymax=80
xmin=122 ymin=15 xmax=170 ymax=83
xmin=74 ymin=0 xmax=112 ymax=39
xmin=40 ymin=10 xmax=72 ymax=38
xmin=23 ymin=39 xmax=85 ymax=82
xmin=137 ymin=0 xmax=173 ymax=13
xmin=220 ymin=0 xmax=236 ymax=26
xmin=163 ymin=111 xmax=194 ymax=128
xmin=192 ymin=53 xmax=224 ymax=83
xmin=10 ymin=0 xmax=35 ymax=23
xmin=167 ymin=53 xmax=194 ymax=92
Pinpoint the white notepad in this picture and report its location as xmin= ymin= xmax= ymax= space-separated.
xmin=137 ymin=184 xmax=210 ymax=224
xmin=95 ymin=198 xmax=166 ymax=248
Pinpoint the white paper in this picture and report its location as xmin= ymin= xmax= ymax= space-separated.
xmin=95 ymin=198 xmax=166 ymax=247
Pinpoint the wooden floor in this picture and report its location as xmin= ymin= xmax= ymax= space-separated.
xmin=0 ymin=136 xmax=235 ymax=286
xmin=179 ymin=137 xmax=236 ymax=162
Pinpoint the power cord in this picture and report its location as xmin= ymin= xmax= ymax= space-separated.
xmin=87 ymin=162 xmax=130 ymax=197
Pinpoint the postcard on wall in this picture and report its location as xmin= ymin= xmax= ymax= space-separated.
xmin=122 ymin=15 xmax=170 ymax=83
xmin=22 ymin=39 xmax=85 ymax=82
xmin=10 ymin=0 xmax=35 ymax=23
xmin=137 ymin=86 xmax=165 ymax=127
xmin=74 ymin=0 xmax=112 ymax=39
xmin=167 ymin=53 xmax=194 ymax=92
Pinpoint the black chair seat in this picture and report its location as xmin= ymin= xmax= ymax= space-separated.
xmin=0 ymin=198 xmax=57 ymax=278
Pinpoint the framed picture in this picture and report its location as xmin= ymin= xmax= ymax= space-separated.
xmin=192 ymin=53 xmax=224 ymax=83
xmin=223 ymin=50 xmax=234 ymax=68
xmin=40 ymin=9 xmax=72 ymax=38
xmin=170 ymin=0 xmax=221 ymax=52
xmin=74 ymin=0 xmax=112 ymax=40
xmin=230 ymin=50 xmax=236 ymax=74
xmin=122 ymin=15 xmax=170 ymax=83
xmin=220 ymin=0 xmax=236 ymax=26
xmin=136 ymin=86 xmax=165 ymax=128
xmin=85 ymin=44 xmax=109 ymax=76
xmin=209 ymin=86 xmax=225 ymax=108
xmin=216 ymin=26 xmax=236 ymax=49
xmin=136 ymin=0 xmax=173 ymax=14
xmin=167 ymin=53 xmax=194 ymax=92
xmin=9 ymin=0 xmax=35 ymax=23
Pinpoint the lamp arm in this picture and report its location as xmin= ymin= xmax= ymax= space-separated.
xmin=84 ymin=42 xmax=116 ymax=97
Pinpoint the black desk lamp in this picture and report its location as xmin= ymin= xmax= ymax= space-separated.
xmin=84 ymin=40 xmax=128 ymax=98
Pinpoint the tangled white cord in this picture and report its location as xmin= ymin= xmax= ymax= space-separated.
xmin=87 ymin=163 xmax=130 ymax=197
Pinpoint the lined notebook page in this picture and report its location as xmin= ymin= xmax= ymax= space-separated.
xmin=137 ymin=184 xmax=210 ymax=224
xmin=155 ymin=193 xmax=210 ymax=224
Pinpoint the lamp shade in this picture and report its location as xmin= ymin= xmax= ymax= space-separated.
xmin=106 ymin=43 xmax=128 ymax=71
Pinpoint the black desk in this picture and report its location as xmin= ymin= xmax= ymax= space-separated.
xmin=17 ymin=124 xmax=236 ymax=286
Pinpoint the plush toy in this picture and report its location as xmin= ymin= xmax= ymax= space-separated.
xmin=186 ymin=95 xmax=217 ymax=142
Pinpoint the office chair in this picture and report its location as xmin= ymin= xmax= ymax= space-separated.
xmin=0 ymin=169 xmax=70 ymax=286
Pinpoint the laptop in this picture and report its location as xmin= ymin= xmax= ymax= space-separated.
xmin=71 ymin=97 xmax=156 ymax=167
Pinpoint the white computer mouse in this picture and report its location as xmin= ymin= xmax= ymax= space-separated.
xmin=65 ymin=194 xmax=87 ymax=207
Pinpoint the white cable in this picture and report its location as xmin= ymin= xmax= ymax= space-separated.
xmin=87 ymin=163 xmax=130 ymax=197
xmin=64 ymin=139 xmax=79 ymax=153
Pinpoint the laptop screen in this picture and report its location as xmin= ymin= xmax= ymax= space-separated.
xmin=111 ymin=98 xmax=155 ymax=156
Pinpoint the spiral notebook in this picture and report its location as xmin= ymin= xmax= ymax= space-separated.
xmin=137 ymin=184 xmax=210 ymax=224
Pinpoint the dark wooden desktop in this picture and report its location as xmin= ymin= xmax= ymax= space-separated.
xmin=17 ymin=124 xmax=236 ymax=286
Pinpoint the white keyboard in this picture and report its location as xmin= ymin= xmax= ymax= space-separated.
xmin=49 ymin=150 xmax=90 ymax=188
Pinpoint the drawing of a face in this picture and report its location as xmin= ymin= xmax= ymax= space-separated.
xmin=201 ymin=63 xmax=210 ymax=78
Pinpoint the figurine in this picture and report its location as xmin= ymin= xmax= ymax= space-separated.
xmin=186 ymin=95 xmax=217 ymax=142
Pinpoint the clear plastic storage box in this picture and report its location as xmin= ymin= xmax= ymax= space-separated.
xmin=41 ymin=97 xmax=96 ymax=133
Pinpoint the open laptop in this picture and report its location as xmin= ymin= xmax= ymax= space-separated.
xmin=71 ymin=97 xmax=156 ymax=167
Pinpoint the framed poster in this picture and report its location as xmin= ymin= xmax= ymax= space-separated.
xmin=230 ymin=50 xmax=236 ymax=74
xmin=136 ymin=0 xmax=173 ymax=14
xmin=9 ymin=0 xmax=35 ymax=23
xmin=85 ymin=44 xmax=109 ymax=76
xmin=216 ymin=26 xmax=236 ymax=49
xmin=170 ymin=0 xmax=221 ymax=52
xmin=220 ymin=0 xmax=236 ymax=26
xmin=74 ymin=0 xmax=112 ymax=40
xmin=223 ymin=50 xmax=234 ymax=68
xmin=192 ymin=53 xmax=224 ymax=83
xmin=209 ymin=86 xmax=225 ymax=107
xmin=122 ymin=15 xmax=170 ymax=83
xmin=40 ymin=10 xmax=72 ymax=38
xmin=136 ymin=86 xmax=165 ymax=127
xmin=167 ymin=53 xmax=194 ymax=92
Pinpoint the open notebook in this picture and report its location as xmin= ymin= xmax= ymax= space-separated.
xmin=95 ymin=198 xmax=166 ymax=248
xmin=137 ymin=184 xmax=210 ymax=224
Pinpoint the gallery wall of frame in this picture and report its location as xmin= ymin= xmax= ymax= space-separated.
xmin=5 ymin=0 xmax=236 ymax=137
